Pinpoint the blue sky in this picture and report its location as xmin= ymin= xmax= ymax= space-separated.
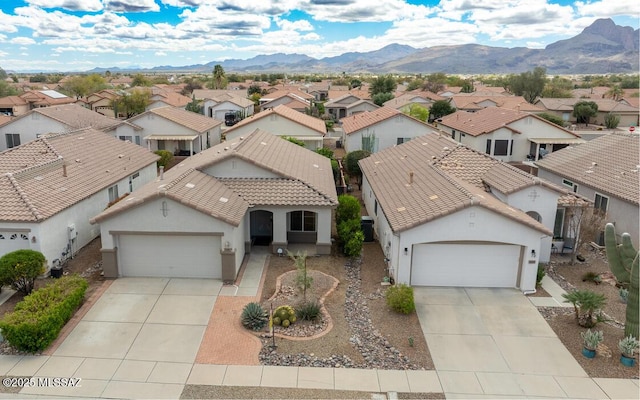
xmin=0 ymin=0 xmax=638 ymax=72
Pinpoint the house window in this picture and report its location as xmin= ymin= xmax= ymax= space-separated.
xmin=290 ymin=211 xmax=316 ymax=232
xmin=562 ymin=179 xmax=578 ymax=193
xmin=135 ymin=136 xmax=141 ymax=145
xmin=485 ymin=139 xmax=492 ymax=154
xmin=396 ymin=138 xmax=411 ymax=145
xmin=108 ymin=185 xmax=119 ymax=203
xmin=5 ymin=133 xmax=20 ymax=148
xmin=594 ymin=193 xmax=609 ymax=212
xmin=374 ymin=200 xmax=378 ymax=216
xmin=494 ymin=140 xmax=510 ymax=156
xmin=451 ymin=130 xmax=456 ymax=140
xmin=553 ymin=208 xmax=565 ymax=238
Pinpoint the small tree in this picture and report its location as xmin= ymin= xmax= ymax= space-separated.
xmin=372 ymin=92 xmax=394 ymax=106
xmin=154 ymin=150 xmax=173 ymax=168
xmin=344 ymin=230 xmax=364 ymax=258
xmin=0 ymin=249 xmax=46 ymax=295
xmin=604 ymin=113 xmax=620 ymax=129
xmin=283 ymin=136 xmax=305 ymax=147
xmin=537 ymin=112 xmax=566 ymax=127
xmin=403 ymin=103 xmax=429 ymax=122
xmin=185 ymin=95 xmax=203 ymax=114
xmin=562 ymin=289 xmax=606 ymax=328
xmin=429 ymin=100 xmax=456 ymax=120
xmin=564 ymin=200 xmax=607 ymax=264
xmin=288 ymin=251 xmax=312 ymax=301
xmin=573 ymin=101 xmax=598 ymax=127
xmin=344 ymin=150 xmax=371 ymax=190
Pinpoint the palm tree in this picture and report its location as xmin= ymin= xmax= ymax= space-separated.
xmin=212 ymin=64 xmax=226 ymax=90
xmin=562 ymin=290 xmax=606 ymax=328
xmin=606 ymin=85 xmax=623 ymax=101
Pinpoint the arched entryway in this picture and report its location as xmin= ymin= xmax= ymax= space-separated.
xmin=250 ymin=210 xmax=273 ymax=246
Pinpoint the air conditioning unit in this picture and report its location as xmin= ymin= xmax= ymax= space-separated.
xmin=68 ymin=224 xmax=77 ymax=240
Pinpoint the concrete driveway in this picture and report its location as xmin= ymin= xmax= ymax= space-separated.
xmin=414 ymin=287 xmax=597 ymax=399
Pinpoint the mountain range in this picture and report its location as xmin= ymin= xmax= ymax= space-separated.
xmin=89 ymin=18 xmax=638 ymax=75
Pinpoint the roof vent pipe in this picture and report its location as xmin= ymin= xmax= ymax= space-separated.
xmin=159 ymin=166 xmax=164 ymax=180
xmin=62 ymin=162 xmax=67 ymax=177
xmin=409 ymin=170 xmax=414 ymax=184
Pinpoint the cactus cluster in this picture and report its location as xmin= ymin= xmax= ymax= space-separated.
xmin=272 ymin=305 xmax=296 ymax=328
xmin=604 ymin=223 xmax=639 ymax=339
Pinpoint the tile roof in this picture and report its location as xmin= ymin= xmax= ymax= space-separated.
xmin=359 ymin=133 xmax=557 ymax=234
xmin=129 ymin=106 xmax=222 ymax=133
xmin=536 ymin=133 xmax=639 ymax=204
xmin=327 ymin=88 xmax=371 ymax=101
xmin=150 ymin=90 xmax=192 ymax=108
xmin=341 ymin=107 xmax=405 ymax=135
xmin=225 ymin=104 xmax=326 ymax=135
xmin=439 ymin=107 xmax=578 ymax=138
xmin=536 ymin=98 xmax=639 ymax=113
xmin=383 ymin=93 xmax=434 ymax=110
xmin=262 ymin=89 xmax=315 ymax=101
xmin=0 ymin=96 xmax=27 ymax=107
xmin=325 ymin=94 xmax=362 ymax=107
xmin=92 ymin=129 xmax=337 ymax=225
xmin=0 ymin=128 xmax=159 ymax=222
xmin=0 ymin=103 xmax=120 ymax=130
xmin=450 ymin=95 xmax=544 ymax=112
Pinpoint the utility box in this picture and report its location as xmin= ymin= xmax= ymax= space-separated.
xmin=361 ymin=216 xmax=375 ymax=242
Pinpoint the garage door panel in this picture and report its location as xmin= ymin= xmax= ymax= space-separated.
xmin=0 ymin=232 xmax=30 ymax=256
xmin=411 ymin=243 xmax=520 ymax=288
xmin=119 ymin=235 xmax=221 ymax=279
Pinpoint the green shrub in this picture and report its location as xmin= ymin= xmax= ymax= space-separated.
xmin=336 ymin=195 xmax=360 ymax=226
xmin=385 ymin=283 xmax=415 ymax=314
xmin=241 ymin=302 xmax=268 ymax=331
xmin=154 ymin=150 xmax=173 ymax=168
xmin=283 ymin=136 xmax=305 ymax=147
xmin=581 ymin=271 xmax=602 ymax=284
xmin=0 ymin=275 xmax=87 ymax=352
xmin=344 ymin=230 xmax=364 ymax=258
xmin=0 ymin=249 xmax=46 ymax=295
xmin=536 ymin=263 xmax=546 ymax=286
xmin=296 ymin=301 xmax=321 ymax=321
xmin=562 ymin=289 xmax=606 ymax=328
xmin=316 ymin=147 xmax=334 ymax=159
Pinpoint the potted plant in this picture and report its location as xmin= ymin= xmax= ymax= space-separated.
xmin=581 ymin=329 xmax=603 ymax=358
xmin=618 ymin=335 xmax=639 ymax=367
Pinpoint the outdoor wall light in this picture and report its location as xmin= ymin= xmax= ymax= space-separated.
xmin=531 ymin=249 xmax=536 ymax=258
xmin=404 ymin=247 xmax=408 ymax=255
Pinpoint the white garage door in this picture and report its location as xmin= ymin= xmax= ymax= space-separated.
xmin=411 ymin=243 xmax=521 ymax=287
xmin=215 ymin=110 xmax=228 ymax=121
xmin=0 ymin=232 xmax=30 ymax=256
xmin=118 ymin=234 xmax=221 ymax=278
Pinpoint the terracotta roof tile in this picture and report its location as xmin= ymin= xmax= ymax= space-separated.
xmin=450 ymin=95 xmax=544 ymax=112
xmin=92 ymin=129 xmax=337 ymax=224
xmin=536 ymin=133 xmax=639 ymax=204
xmin=225 ymin=104 xmax=326 ymax=135
xmin=341 ymin=107 xmax=405 ymax=135
xmin=129 ymin=106 xmax=222 ymax=132
xmin=0 ymin=128 xmax=159 ymax=222
xmin=439 ymin=107 xmax=578 ymax=138
xmin=0 ymin=103 xmax=120 ymax=130
xmin=360 ymin=133 xmax=555 ymax=234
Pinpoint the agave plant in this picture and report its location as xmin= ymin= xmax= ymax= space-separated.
xmin=241 ymin=302 xmax=268 ymax=331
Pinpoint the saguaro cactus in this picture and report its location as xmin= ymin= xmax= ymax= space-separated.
xmin=604 ymin=223 xmax=639 ymax=339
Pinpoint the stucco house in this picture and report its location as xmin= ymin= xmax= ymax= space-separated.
xmin=224 ymin=104 xmax=326 ymax=150
xmin=146 ymin=88 xmax=192 ymax=111
xmin=203 ymin=93 xmax=255 ymax=120
xmin=341 ymin=107 xmax=433 ymax=153
xmin=383 ymin=92 xmax=444 ymax=112
xmin=534 ymin=98 xmax=639 ymax=127
xmin=76 ymin=89 xmax=120 ymax=118
xmin=259 ymin=93 xmax=311 ymax=113
xmin=0 ymin=128 xmax=158 ymax=271
xmin=437 ymin=107 xmax=584 ymax=163
xmin=359 ymin=133 xmax=572 ymax=292
xmin=91 ymin=129 xmax=338 ymax=280
xmin=536 ymin=132 xmax=639 ymax=247
xmin=0 ymin=103 xmax=120 ymax=152
xmin=107 ymin=106 xmax=223 ymax=155
xmin=325 ymin=94 xmax=363 ymax=120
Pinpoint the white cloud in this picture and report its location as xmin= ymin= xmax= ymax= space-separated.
xmin=301 ymin=0 xmax=432 ymax=23
xmin=0 ymin=11 xmax=19 ymax=33
xmin=575 ymin=0 xmax=640 ymax=17
xmin=104 ymin=0 xmax=160 ymax=12
xmin=12 ymin=37 xmax=37 ymax=45
xmin=25 ymin=0 xmax=103 ymax=11
xmin=275 ymin=18 xmax=314 ymax=32
xmin=155 ymin=51 xmax=167 ymax=56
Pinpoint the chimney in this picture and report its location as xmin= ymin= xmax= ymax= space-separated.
xmin=62 ymin=162 xmax=67 ymax=177
xmin=159 ymin=166 xmax=164 ymax=180
xmin=409 ymin=170 xmax=414 ymax=184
